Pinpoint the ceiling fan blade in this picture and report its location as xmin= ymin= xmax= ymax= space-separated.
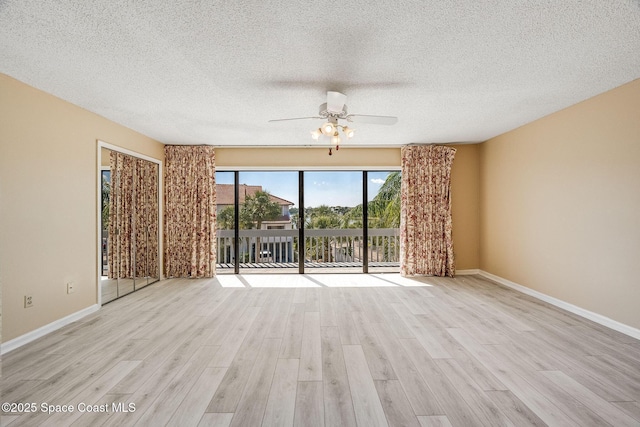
xmin=268 ymin=116 xmax=323 ymax=123
xmin=326 ymin=91 xmax=347 ymax=113
xmin=346 ymin=114 xmax=398 ymax=125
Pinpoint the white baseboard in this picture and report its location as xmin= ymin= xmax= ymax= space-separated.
xmin=456 ymin=269 xmax=480 ymax=275
xmin=1 ymin=304 xmax=100 ymax=355
xmin=478 ymin=270 xmax=640 ymax=341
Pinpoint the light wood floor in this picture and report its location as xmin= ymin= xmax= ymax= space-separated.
xmin=2 ymin=274 xmax=640 ymax=426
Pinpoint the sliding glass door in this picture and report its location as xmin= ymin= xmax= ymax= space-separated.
xmin=215 ymin=169 xmax=400 ymax=274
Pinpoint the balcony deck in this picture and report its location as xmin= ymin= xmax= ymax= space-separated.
xmin=217 ymin=261 xmax=399 ymax=269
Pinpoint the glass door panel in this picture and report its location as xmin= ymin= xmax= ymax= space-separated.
xmin=112 ymin=152 xmax=135 ymax=298
xmin=100 ymin=166 xmax=118 ymax=303
xmin=133 ymin=159 xmax=148 ymax=289
xmin=135 ymin=159 xmax=159 ymax=289
xmin=367 ymin=171 xmax=401 ymax=273
xmin=238 ymin=171 xmax=298 ymax=273
xmin=215 ymin=171 xmax=236 ymax=273
xmin=303 ymin=171 xmax=363 ymax=272
xmin=146 ymin=162 xmax=160 ymax=285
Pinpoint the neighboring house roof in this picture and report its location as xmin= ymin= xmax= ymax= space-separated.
xmin=216 ymin=184 xmax=294 ymax=206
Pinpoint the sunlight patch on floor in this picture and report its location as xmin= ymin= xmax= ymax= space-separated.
xmin=216 ymin=273 xmax=432 ymax=288
xmin=215 ymin=275 xmax=248 ymax=288
xmin=241 ymin=274 xmax=322 ymax=288
xmin=371 ymin=274 xmax=433 ymax=287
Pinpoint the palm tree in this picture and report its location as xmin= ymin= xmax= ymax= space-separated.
xmin=216 ymin=206 xmax=236 ymax=263
xmin=242 ymin=190 xmax=281 ymax=262
xmin=369 ymin=171 xmax=401 ymax=228
xmin=217 ymin=206 xmax=235 ymax=230
xmin=305 ymin=205 xmax=352 ymax=262
xmin=368 ymin=172 xmax=401 ymax=261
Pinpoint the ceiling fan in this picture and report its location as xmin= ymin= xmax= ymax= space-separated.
xmin=269 ymin=91 xmax=398 ymax=155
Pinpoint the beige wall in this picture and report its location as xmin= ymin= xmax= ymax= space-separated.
xmin=450 ymin=144 xmax=480 ymax=270
xmin=215 ymin=147 xmax=402 ymax=169
xmin=480 ymin=78 xmax=640 ymax=329
xmin=0 ymin=74 xmax=164 ymax=343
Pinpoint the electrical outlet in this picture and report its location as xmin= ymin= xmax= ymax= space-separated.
xmin=67 ymin=282 xmax=75 ymax=294
xmin=24 ymin=295 xmax=33 ymax=308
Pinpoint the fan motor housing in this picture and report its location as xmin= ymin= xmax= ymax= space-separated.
xmin=319 ymin=102 xmax=348 ymax=118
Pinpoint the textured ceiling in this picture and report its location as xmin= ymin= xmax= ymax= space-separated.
xmin=1 ymin=0 xmax=639 ymax=147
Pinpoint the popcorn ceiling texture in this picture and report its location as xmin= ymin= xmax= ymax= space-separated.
xmin=1 ymin=0 xmax=639 ymax=146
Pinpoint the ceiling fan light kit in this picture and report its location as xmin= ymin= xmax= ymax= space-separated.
xmin=269 ymin=91 xmax=398 ymax=155
xmin=342 ymin=125 xmax=354 ymax=138
xmin=321 ymin=120 xmax=336 ymax=136
xmin=310 ymin=128 xmax=322 ymax=140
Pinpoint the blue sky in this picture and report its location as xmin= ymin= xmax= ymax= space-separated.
xmin=216 ymin=171 xmax=395 ymax=207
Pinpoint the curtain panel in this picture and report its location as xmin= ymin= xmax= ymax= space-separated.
xmin=164 ymin=145 xmax=217 ymax=278
xmin=108 ymin=151 xmax=134 ymax=279
xmin=400 ymin=145 xmax=457 ymax=277
xmin=134 ymin=159 xmax=159 ymax=279
xmin=108 ymin=153 xmax=160 ymax=279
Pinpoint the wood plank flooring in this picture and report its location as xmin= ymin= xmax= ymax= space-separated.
xmin=2 ymin=274 xmax=640 ymax=426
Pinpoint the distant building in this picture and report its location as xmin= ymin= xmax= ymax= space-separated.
xmin=216 ymin=184 xmax=295 ymax=263
xmin=216 ymin=184 xmax=294 ymax=230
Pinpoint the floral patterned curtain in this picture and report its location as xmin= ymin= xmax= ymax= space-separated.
xmin=134 ymin=159 xmax=159 ymax=279
xmin=108 ymin=151 xmax=134 ymax=279
xmin=108 ymin=152 xmax=159 ymax=279
xmin=164 ymin=145 xmax=216 ymax=278
xmin=400 ymin=145 xmax=457 ymax=277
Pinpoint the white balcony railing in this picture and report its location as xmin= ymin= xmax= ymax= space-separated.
xmin=216 ymin=228 xmax=399 ymax=268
